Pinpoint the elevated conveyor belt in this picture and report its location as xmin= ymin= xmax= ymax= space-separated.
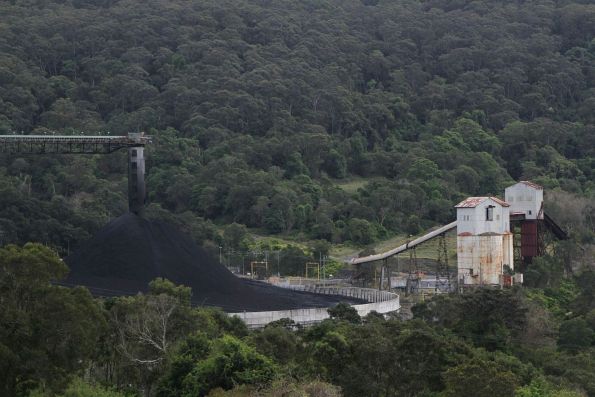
xmin=0 ymin=133 xmax=151 ymax=214
xmin=543 ymin=213 xmax=568 ymax=240
xmin=0 ymin=134 xmax=150 ymax=154
xmin=350 ymin=221 xmax=457 ymax=265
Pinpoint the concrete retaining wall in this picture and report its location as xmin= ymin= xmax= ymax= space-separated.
xmin=230 ymin=286 xmax=400 ymax=329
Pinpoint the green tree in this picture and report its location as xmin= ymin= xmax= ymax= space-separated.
xmin=181 ymin=335 xmax=277 ymax=396
xmin=558 ymin=318 xmax=594 ymax=353
xmin=223 ymin=223 xmax=250 ymax=250
xmin=327 ymin=303 xmax=361 ymax=324
xmin=515 ymin=377 xmax=583 ymax=397
xmin=412 ymin=289 xmax=527 ymax=352
xmin=344 ymin=218 xmax=377 ymax=245
xmin=406 ymin=158 xmax=441 ymax=180
xmin=59 ymin=378 xmax=126 ymax=397
xmin=442 ymin=358 xmax=519 ymax=397
xmin=106 ymin=280 xmax=198 ymax=396
xmin=0 ymin=244 xmax=105 ymax=396
xmin=156 ymin=332 xmax=211 ymax=397
xmin=249 ymin=325 xmax=299 ymax=364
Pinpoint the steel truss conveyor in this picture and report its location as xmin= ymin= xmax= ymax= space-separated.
xmin=350 ymin=221 xmax=457 ymax=265
xmin=0 ymin=134 xmax=150 ymax=154
xmin=0 ymin=132 xmax=151 ymax=214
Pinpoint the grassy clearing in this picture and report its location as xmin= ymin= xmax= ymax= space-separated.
xmin=249 ymin=234 xmax=310 ymax=251
xmin=334 ymin=177 xmax=371 ymax=194
xmin=331 ymin=229 xmax=457 ymax=262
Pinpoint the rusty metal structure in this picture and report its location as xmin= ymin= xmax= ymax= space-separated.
xmin=305 ymin=262 xmax=321 ymax=279
xmin=351 ymin=221 xmax=457 ymax=291
xmin=250 ymin=261 xmax=268 ymax=279
xmin=0 ymin=132 xmax=151 ymax=214
xmin=435 ymin=234 xmax=451 ymax=292
xmin=349 ymin=181 xmax=567 ymax=291
xmin=505 ymin=181 xmax=567 ymax=270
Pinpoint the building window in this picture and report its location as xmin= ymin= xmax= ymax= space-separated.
xmin=131 ymin=149 xmax=137 ymax=157
xmin=486 ymin=206 xmax=494 ymax=221
xmin=131 ymin=162 xmax=137 ymax=170
xmin=528 ymin=210 xmax=532 ymax=215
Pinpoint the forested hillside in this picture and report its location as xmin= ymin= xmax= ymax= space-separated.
xmin=0 ymin=0 xmax=594 ymax=252
xmin=1 ymin=1 xmax=595 ymax=395
xmin=1 ymin=244 xmax=594 ymax=396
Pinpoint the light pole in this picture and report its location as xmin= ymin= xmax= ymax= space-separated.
xmin=219 ymin=246 xmax=222 ymax=264
xmin=322 ymin=255 xmax=327 ymax=286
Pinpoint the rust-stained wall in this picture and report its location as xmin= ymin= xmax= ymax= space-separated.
xmin=456 ymin=195 xmax=515 ymax=287
xmin=457 ymin=233 xmax=514 ymax=286
xmin=521 ymin=221 xmax=539 ymax=257
xmin=503 ymin=233 xmax=513 ymax=271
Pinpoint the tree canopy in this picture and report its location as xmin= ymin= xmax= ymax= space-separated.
xmin=0 ymin=0 xmax=593 ymax=253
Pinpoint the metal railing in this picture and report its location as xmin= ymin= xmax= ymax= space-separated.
xmin=0 ymin=133 xmax=150 ymax=154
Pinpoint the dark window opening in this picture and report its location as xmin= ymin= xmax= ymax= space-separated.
xmin=486 ymin=206 xmax=494 ymax=221
xmin=131 ymin=149 xmax=137 ymax=157
xmin=131 ymin=162 xmax=137 ymax=169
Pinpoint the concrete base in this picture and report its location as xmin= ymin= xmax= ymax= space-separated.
xmin=230 ymin=286 xmax=400 ymax=329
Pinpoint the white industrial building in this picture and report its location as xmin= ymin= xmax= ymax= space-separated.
xmin=505 ymin=181 xmax=544 ymax=220
xmin=352 ymin=180 xmax=562 ymax=291
xmin=455 ymin=197 xmax=514 ymax=287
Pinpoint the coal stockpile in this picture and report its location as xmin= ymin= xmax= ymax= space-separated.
xmin=65 ymin=213 xmax=362 ymax=312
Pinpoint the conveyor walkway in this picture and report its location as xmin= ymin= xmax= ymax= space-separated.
xmin=350 ymin=221 xmax=457 ymax=264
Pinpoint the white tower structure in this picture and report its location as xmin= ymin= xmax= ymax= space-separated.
xmin=504 ymin=181 xmax=544 ymax=220
xmin=455 ymin=197 xmax=514 ymax=287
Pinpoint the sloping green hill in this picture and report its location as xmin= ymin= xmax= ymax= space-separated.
xmin=0 ymin=0 xmax=593 ymax=254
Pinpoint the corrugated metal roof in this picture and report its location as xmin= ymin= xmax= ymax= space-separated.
xmin=519 ymin=180 xmax=543 ymax=190
xmin=490 ymin=196 xmax=510 ymax=207
xmin=455 ymin=196 xmax=510 ymax=208
xmin=455 ymin=197 xmax=488 ymax=208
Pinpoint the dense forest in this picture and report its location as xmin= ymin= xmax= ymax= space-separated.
xmin=1 ymin=244 xmax=594 ymax=396
xmin=0 ymin=0 xmax=593 ymax=255
xmin=0 ymin=0 xmax=595 ymax=395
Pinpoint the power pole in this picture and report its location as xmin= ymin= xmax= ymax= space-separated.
xmin=322 ymin=255 xmax=327 ymax=286
xmin=319 ymin=252 xmax=322 ymax=285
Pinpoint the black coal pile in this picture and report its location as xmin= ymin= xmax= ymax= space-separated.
xmin=65 ymin=213 xmax=362 ymax=311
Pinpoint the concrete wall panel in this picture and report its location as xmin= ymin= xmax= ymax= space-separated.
xmin=229 ymin=287 xmax=400 ymax=329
